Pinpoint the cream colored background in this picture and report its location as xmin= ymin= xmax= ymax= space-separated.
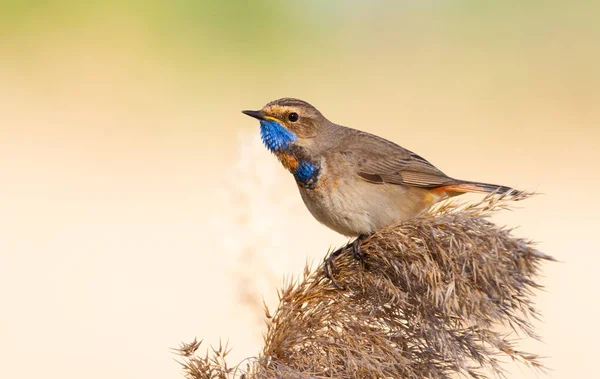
xmin=0 ymin=2 xmax=598 ymax=378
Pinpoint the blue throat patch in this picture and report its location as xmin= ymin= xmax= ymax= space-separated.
xmin=258 ymin=119 xmax=319 ymax=188
xmin=294 ymin=161 xmax=318 ymax=184
xmin=260 ymin=119 xmax=298 ymax=153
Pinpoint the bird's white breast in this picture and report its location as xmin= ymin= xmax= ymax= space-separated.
xmin=297 ymin=159 xmax=437 ymax=237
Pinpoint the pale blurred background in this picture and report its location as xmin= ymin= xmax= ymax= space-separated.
xmin=0 ymin=1 xmax=598 ymax=378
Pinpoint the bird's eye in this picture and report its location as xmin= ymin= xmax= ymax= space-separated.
xmin=288 ymin=112 xmax=299 ymax=122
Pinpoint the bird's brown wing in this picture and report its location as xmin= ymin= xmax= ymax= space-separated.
xmin=338 ymin=130 xmax=456 ymax=188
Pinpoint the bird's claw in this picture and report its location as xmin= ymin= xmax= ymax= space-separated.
xmin=323 ymin=248 xmax=345 ymax=290
xmin=323 ymin=235 xmax=368 ymax=289
xmin=352 ymin=235 xmax=367 ymax=261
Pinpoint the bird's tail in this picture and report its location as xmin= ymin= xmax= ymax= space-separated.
xmin=438 ymin=180 xmax=522 ymax=197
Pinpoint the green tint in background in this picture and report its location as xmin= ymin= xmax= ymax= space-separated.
xmin=1 ymin=0 xmax=597 ymax=107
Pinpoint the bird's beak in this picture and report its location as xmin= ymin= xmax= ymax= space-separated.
xmin=241 ymin=110 xmax=265 ymax=121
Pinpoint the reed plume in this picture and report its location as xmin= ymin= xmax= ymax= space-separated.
xmin=177 ymin=193 xmax=553 ymax=378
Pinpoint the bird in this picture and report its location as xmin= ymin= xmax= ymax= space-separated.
xmin=242 ymin=98 xmax=519 ymax=285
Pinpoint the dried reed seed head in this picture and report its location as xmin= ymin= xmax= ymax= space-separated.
xmin=178 ymin=193 xmax=553 ymax=379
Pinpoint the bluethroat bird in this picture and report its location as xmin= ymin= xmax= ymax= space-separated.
xmin=242 ymin=98 xmax=519 ymax=286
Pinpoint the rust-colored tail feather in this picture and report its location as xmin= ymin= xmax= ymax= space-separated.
xmin=439 ymin=181 xmax=521 ymax=197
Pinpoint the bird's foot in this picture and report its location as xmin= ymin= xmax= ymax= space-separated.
xmin=351 ymin=234 xmax=367 ymax=262
xmin=323 ymin=235 xmax=368 ymax=289
xmin=323 ymin=247 xmax=345 ymax=290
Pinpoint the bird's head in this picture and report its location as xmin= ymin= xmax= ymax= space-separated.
xmin=242 ymin=98 xmax=327 ymax=153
